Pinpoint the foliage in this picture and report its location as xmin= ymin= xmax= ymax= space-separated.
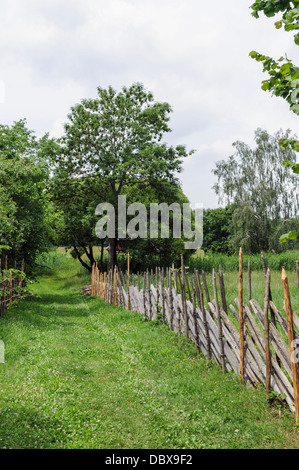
xmin=249 ymin=1 xmax=299 ymax=242
xmin=0 ymin=268 xmax=32 ymax=299
xmin=212 ymin=128 xmax=298 ymax=253
xmin=202 ymin=206 xmax=234 ymax=253
xmin=122 ymin=179 xmax=193 ymax=270
xmin=248 ymin=51 xmax=299 ymax=115
xmin=49 ymin=175 xmax=109 ymax=271
xmin=0 ymin=120 xmax=57 ymax=273
xmin=56 ymin=83 xmax=193 ymax=270
xmin=51 ymin=174 xmax=192 ymax=272
xmin=250 ymin=1 xmax=299 ymax=116
xmin=189 ymin=249 xmax=299 ymax=273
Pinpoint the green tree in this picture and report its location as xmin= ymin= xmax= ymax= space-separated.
xmin=51 ymin=173 xmax=192 ymax=272
xmin=50 ymin=174 xmax=111 ymax=271
xmin=250 ymin=1 xmax=299 ymax=241
xmin=0 ymin=120 xmax=55 ymax=272
xmin=123 ymin=179 xmax=192 ymax=270
xmin=57 ymin=83 xmax=193 ymax=270
xmin=202 ymin=206 xmax=234 ymax=254
xmin=212 ymin=128 xmax=298 ymax=253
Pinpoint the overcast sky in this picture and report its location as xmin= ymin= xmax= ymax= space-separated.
xmin=0 ymin=0 xmax=298 ymax=208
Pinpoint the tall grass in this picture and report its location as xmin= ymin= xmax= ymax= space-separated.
xmin=188 ymin=250 xmax=299 ymax=273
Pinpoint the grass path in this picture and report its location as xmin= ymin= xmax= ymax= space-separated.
xmin=0 ymin=265 xmax=299 ymax=449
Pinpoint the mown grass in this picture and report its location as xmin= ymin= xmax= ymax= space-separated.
xmin=0 ymin=255 xmax=299 ymax=449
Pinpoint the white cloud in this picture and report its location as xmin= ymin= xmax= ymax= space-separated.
xmin=0 ymin=81 xmax=5 ymax=104
xmin=0 ymin=0 xmax=298 ymax=208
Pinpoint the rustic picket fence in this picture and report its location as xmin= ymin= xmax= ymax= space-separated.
xmin=0 ymin=258 xmax=25 ymax=317
xmin=88 ymin=252 xmax=299 ymax=422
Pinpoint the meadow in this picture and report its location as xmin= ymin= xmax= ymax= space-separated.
xmin=0 ymin=252 xmax=299 ymax=449
xmin=54 ymin=247 xmax=299 ymax=312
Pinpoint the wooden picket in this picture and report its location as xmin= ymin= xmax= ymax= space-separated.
xmin=0 ymin=259 xmax=25 ymax=317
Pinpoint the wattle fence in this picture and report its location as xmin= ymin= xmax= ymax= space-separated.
xmin=87 ymin=252 xmax=299 ymax=422
xmin=0 ymin=258 xmax=25 ymax=317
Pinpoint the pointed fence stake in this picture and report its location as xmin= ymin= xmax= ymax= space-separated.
xmin=239 ymin=247 xmax=245 ymax=385
xmin=180 ymin=254 xmax=189 ymax=340
xmin=127 ymin=252 xmax=130 ymax=311
xmin=264 ymin=268 xmax=271 ymax=396
xmin=248 ymin=259 xmax=252 ymax=302
xmin=212 ymin=268 xmax=225 ymax=374
xmin=282 ymin=267 xmax=299 ymax=425
xmin=218 ymin=265 xmax=227 ymax=315
xmin=194 ymin=269 xmax=211 ymax=359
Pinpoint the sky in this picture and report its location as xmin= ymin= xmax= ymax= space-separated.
xmin=0 ymin=0 xmax=298 ymax=209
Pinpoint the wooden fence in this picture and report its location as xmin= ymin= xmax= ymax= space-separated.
xmin=0 ymin=258 xmax=25 ymax=317
xmin=89 ymin=253 xmax=299 ymax=422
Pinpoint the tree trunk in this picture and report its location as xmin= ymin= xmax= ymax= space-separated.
xmin=100 ymin=240 xmax=104 ymax=270
xmin=73 ymin=245 xmax=92 ymax=272
xmin=80 ymin=244 xmax=95 ymax=267
xmin=107 ymin=238 xmax=117 ymax=271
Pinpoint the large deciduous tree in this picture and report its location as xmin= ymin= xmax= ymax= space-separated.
xmin=57 ymin=83 xmax=193 ymax=270
xmin=0 ymin=120 xmax=57 ymax=272
xmin=212 ymin=128 xmax=298 ymax=253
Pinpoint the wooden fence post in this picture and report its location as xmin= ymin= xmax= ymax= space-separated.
xmin=212 ymin=268 xmax=225 ymax=374
xmin=201 ymin=270 xmax=213 ymax=319
xmin=127 ymin=253 xmax=130 ymax=311
xmin=261 ymin=251 xmax=267 ymax=275
xmin=218 ymin=265 xmax=227 ymax=315
xmin=99 ymin=272 xmax=103 ymax=299
xmin=282 ymin=267 xmax=299 ymax=424
xmin=118 ymin=270 xmax=124 ymax=307
xmin=114 ymin=265 xmax=118 ymax=306
xmin=191 ymin=278 xmax=201 ymax=354
xmin=104 ymin=272 xmax=107 ymax=302
xmin=96 ymin=265 xmax=100 ymax=297
xmin=264 ymin=268 xmax=271 ymax=396
xmin=239 ymin=247 xmax=245 ymax=385
xmin=261 ymin=252 xmax=281 ymax=367
xmin=161 ymin=267 xmax=165 ymax=323
xmin=248 ymin=259 xmax=252 ymax=302
xmin=180 ymin=254 xmax=189 ymax=340
xmin=143 ymin=271 xmax=146 ymax=317
xmin=173 ymin=265 xmax=178 ymax=295
xmin=194 ymin=269 xmax=211 ymax=359
xmin=156 ymin=266 xmax=159 ymax=316
xmin=168 ymin=268 xmax=174 ymax=330
xmin=147 ymin=269 xmax=152 ymax=320
xmin=184 ymin=269 xmax=192 ymax=303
